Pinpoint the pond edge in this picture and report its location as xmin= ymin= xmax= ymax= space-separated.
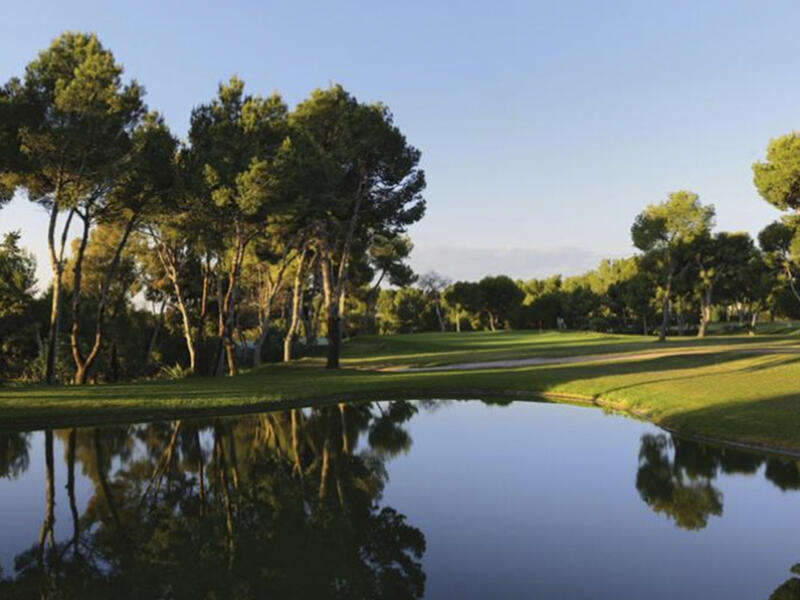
xmin=1 ymin=387 xmax=799 ymax=461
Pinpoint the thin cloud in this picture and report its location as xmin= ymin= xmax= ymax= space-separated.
xmin=409 ymin=244 xmax=631 ymax=281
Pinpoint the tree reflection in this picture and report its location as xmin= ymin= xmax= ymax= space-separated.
xmin=0 ymin=401 xmax=426 ymax=599
xmin=7 ymin=404 xmax=800 ymax=597
xmin=636 ymin=433 xmax=723 ymax=530
xmin=766 ymin=459 xmax=800 ymax=491
xmin=764 ymin=459 xmax=800 ymax=599
xmin=769 ymin=564 xmax=800 ymax=599
xmin=634 ymin=433 xmax=800 ymax=598
xmin=0 ymin=432 xmax=29 ymax=479
xmin=635 ymin=432 xmax=800 ymax=536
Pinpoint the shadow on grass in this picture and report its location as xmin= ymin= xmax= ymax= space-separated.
xmin=656 ymin=391 xmax=800 ymax=452
xmin=582 ymin=353 xmax=800 ymax=398
xmin=344 ymin=332 xmax=800 ymax=368
xmin=0 ymin=351 xmax=781 ymax=405
xmin=4 ymin=342 xmax=800 ymax=451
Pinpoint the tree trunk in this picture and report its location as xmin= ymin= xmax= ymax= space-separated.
xmin=322 ymin=184 xmax=365 ymax=370
xmin=339 ymin=288 xmax=349 ymax=341
xmin=221 ymin=238 xmax=245 ymax=376
xmin=45 ymin=280 xmax=61 ymax=384
xmin=176 ymin=292 xmax=197 ymax=373
xmin=45 ymin=204 xmax=75 ymax=384
xmin=320 ymin=250 xmax=341 ymax=369
xmin=254 ymin=246 xmax=295 ymax=366
xmin=198 ymin=256 xmax=211 ymax=349
xmin=252 ymin=268 xmax=275 ymax=368
xmin=326 ymin=302 xmax=341 ymax=369
xmin=214 ymin=275 xmax=226 ymax=376
xmin=302 ymin=268 xmax=319 ymax=346
xmin=659 ymin=272 xmax=672 ymax=342
xmin=698 ymin=285 xmax=712 ymax=338
xmin=69 ymin=213 xmax=91 ymax=381
xmin=284 ymin=247 xmax=307 ymax=362
xmin=153 ymin=240 xmax=196 ymax=373
xmin=223 ymin=271 xmax=237 ymax=376
xmin=146 ymin=299 xmax=167 ymax=367
xmin=455 ymin=308 xmax=461 ymax=333
xmin=434 ymin=300 xmax=446 ymax=332
xmin=362 ymin=271 xmax=385 ymax=335
xmin=310 ymin=294 xmax=322 ymax=345
xmin=73 ymin=216 xmax=137 ymax=384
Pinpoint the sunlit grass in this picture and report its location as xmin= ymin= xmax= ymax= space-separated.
xmin=2 ymin=330 xmax=800 ymax=452
xmin=334 ymin=330 xmax=798 ymax=367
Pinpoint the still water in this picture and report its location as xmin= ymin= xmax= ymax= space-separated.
xmin=0 ymin=399 xmax=799 ymax=599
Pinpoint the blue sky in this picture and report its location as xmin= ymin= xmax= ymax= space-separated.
xmin=1 ymin=0 xmax=798 ymax=286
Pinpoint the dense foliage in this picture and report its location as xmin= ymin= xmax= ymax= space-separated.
xmin=0 ymin=33 xmax=425 ymax=383
xmin=0 ymin=232 xmax=40 ymax=382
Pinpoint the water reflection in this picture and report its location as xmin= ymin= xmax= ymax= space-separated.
xmin=3 ymin=402 xmax=800 ymax=598
xmin=0 ymin=402 xmax=426 ymax=599
xmin=635 ymin=432 xmax=800 ymax=599
xmin=636 ymin=432 xmax=800 ymax=531
xmin=636 ymin=433 xmax=724 ymax=530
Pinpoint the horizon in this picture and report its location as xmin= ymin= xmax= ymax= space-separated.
xmin=1 ymin=0 xmax=796 ymax=289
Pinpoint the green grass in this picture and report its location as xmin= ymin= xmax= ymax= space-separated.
xmin=336 ymin=329 xmax=800 ymax=368
xmin=2 ymin=330 xmax=800 ymax=453
xmin=706 ymin=320 xmax=800 ymax=335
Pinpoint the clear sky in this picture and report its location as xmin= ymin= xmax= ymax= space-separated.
xmin=1 ymin=0 xmax=798 ymax=287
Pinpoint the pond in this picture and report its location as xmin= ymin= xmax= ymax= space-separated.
xmin=0 ymin=399 xmax=799 ymax=599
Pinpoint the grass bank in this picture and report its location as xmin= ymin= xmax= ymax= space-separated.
xmin=2 ymin=330 xmax=800 ymax=453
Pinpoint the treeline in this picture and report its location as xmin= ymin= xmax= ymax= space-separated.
xmin=6 ymin=35 xmax=800 ymax=385
xmin=376 ymin=191 xmax=800 ymax=337
xmin=0 ymin=32 xmax=425 ymax=383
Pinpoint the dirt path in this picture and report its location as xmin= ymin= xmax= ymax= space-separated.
xmin=393 ymin=346 xmax=800 ymax=372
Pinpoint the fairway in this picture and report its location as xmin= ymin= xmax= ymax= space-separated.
xmin=3 ymin=330 xmax=800 ymax=454
xmin=339 ymin=329 xmax=800 ymax=367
